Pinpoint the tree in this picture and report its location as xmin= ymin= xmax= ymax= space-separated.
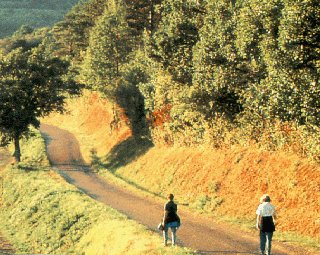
xmin=275 ymin=0 xmax=320 ymax=125
xmin=124 ymin=0 xmax=163 ymax=36
xmin=192 ymin=0 xmax=243 ymax=120
xmin=151 ymin=0 xmax=205 ymax=84
xmin=51 ymin=0 xmax=108 ymax=61
xmin=117 ymin=49 xmax=156 ymax=136
xmin=12 ymin=25 xmax=34 ymax=37
xmin=234 ymin=0 xmax=285 ymax=124
xmin=0 ymin=44 xmax=80 ymax=163
xmin=81 ymin=0 xmax=133 ymax=96
xmin=279 ymin=0 xmax=320 ymax=72
xmin=235 ymin=0 xmax=320 ymax=126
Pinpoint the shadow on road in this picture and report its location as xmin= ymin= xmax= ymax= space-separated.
xmin=197 ymin=251 xmax=286 ymax=255
xmin=38 ymin=124 xmax=309 ymax=255
xmin=103 ymin=136 xmax=153 ymax=172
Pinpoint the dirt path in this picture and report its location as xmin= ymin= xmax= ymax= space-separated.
xmin=40 ymin=124 xmax=316 ymax=255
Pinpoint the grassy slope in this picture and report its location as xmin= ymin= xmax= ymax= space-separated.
xmin=0 ymin=0 xmax=79 ymax=38
xmin=0 ymin=131 xmax=193 ymax=254
xmin=42 ymin=91 xmax=320 ymax=252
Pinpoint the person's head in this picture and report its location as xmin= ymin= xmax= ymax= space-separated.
xmin=260 ymin=194 xmax=271 ymax=203
xmin=167 ymin=193 xmax=174 ymax=201
xmin=264 ymin=195 xmax=271 ymax=202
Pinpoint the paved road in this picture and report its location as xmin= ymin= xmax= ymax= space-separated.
xmin=40 ymin=124 xmax=315 ymax=255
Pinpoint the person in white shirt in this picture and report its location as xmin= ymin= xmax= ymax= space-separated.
xmin=256 ymin=194 xmax=277 ymax=255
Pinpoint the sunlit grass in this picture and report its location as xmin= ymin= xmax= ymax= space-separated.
xmin=0 ymin=131 xmax=194 ymax=254
xmin=275 ymin=231 xmax=320 ymax=252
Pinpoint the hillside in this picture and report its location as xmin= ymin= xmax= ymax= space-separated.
xmin=42 ymin=91 xmax=320 ymax=252
xmin=0 ymin=0 xmax=79 ymax=38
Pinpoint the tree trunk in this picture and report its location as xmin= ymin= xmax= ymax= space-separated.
xmin=13 ymin=134 xmax=21 ymax=163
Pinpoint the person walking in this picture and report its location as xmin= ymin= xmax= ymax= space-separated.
xmin=256 ymin=194 xmax=277 ymax=255
xmin=162 ymin=194 xmax=180 ymax=246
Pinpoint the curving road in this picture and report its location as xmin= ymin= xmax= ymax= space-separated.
xmin=40 ymin=124 xmax=316 ymax=255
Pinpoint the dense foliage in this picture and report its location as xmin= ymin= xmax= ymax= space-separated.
xmin=47 ymin=0 xmax=320 ymax=159
xmin=1 ymin=0 xmax=319 ymax=160
xmin=0 ymin=29 xmax=81 ymax=162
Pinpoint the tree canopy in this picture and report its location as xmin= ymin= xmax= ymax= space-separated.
xmin=0 ymin=33 xmax=81 ymax=162
xmin=2 ymin=0 xmax=319 ymax=160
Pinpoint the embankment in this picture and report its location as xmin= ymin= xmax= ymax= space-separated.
xmin=42 ymin=91 xmax=320 ymax=250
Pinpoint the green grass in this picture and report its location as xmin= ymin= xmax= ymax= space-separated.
xmin=0 ymin=131 xmax=194 ymax=254
xmin=0 ymin=0 xmax=79 ymax=38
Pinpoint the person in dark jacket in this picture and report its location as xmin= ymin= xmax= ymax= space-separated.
xmin=162 ymin=193 xmax=180 ymax=246
xmin=256 ymin=194 xmax=277 ymax=255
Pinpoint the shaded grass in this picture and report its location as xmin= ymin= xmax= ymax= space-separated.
xmin=100 ymin=136 xmax=153 ymax=172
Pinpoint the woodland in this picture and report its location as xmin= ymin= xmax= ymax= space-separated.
xmin=0 ymin=0 xmax=78 ymax=38
xmin=0 ymin=0 xmax=319 ymax=162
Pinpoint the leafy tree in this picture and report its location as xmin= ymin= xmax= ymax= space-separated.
xmin=279 ymin=0 xmax=320 ymax=71
xmin=236 ymin=0 xmax=319 ymax=126
xmin=234 ymin=0 xmax=284 ymax=124
xmin=51 ymin=0 xmax=108 ymax=60
xmin=124 ymin=0 xmax=163 ymax=36
xmin=275 ymin=0 xmax=320 ymax=125
xmin=0 ymin=26 xmax=46 ymax=55
xmin=0 ymin=43 xmax=80 ymax=162
xmin=12 ymin=25 xmax=34 ymax=37
xmin=81 ymin=0 xmax=133 ymax=96
xmin=52 ymin=0 xmax=162 ymax=62
xmin=115 ymin=49 xmax=155 ymax=136
xmin=192 ymin=0 xmax=243 ymax=120
xmin=151 ymin=0 xmax=205 ymax=84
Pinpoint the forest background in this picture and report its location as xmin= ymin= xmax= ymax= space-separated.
xmin=50 ymin=0 xmax=320 ymax=159
xmin=1 ymin=0 xmax=319 ymax=160
xmin=0 ymin=0 xmax=319 ymax=252
xmin=0 ymin=0 xmax=79 ymax=38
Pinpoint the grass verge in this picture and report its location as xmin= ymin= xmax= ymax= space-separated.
xmin=0 ymin=131 xmax=194 ymax=254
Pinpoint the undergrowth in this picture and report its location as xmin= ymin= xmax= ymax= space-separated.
xmin=152 ymin=116 xmax=320 ymax=162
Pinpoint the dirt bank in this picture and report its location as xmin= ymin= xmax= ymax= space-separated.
xmin=42 ymin=91 xmax=320 ymax=250
xmin=40 ymin=124 xmax=316 ymax=255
